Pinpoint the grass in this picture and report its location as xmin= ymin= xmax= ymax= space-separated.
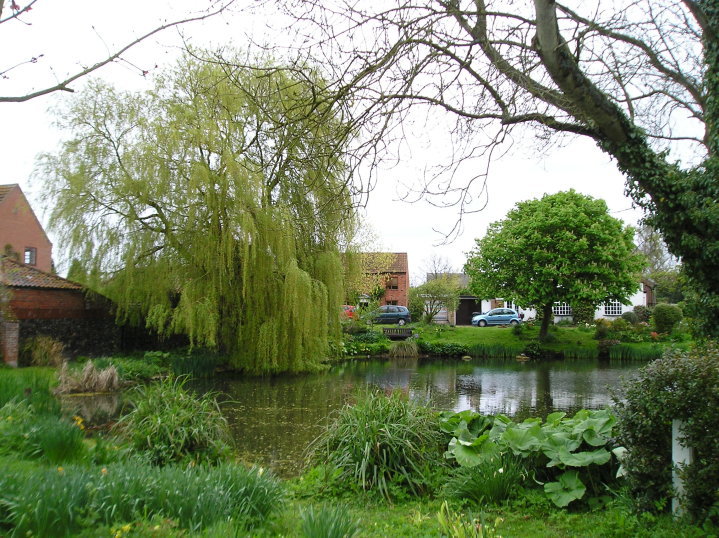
xmin=0 ymin=367 xmax=58 ymax=413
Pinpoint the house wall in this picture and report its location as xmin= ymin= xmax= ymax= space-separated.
xmin=9 ymin=288 xmax=88 ymax=319
xmin=0 ymin=187 xmax=53 ymax=272
xmin=382 ymin=272 xmax=409 ymax=306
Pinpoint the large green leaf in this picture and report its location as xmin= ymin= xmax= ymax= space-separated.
xmin=501 ymin=422 xmax=543 ymax=456
xmin=544 ymin=470 xmax=586 ymax=507
xmin=555 ymin=448 xmax=611 ymax=468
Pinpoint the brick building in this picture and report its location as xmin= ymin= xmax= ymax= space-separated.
xmin=0 ymin=184 xmax=53 ymax=273
xmin=362 ymin=252 xmax=409 ymax=307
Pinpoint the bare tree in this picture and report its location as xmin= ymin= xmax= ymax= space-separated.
xmin=270 ymin=0 xmax=719 ymax=334
xmin=0 ymin=0 xmax=235 ymax=103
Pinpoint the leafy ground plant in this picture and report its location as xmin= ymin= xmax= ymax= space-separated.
xmin=308 ymin=390 xmax=445 ymax=499
xmin=300 ymin=504 xmax=361 ymax=538
xmin=440 ymin=408 xmax=621 ymax=507
xmin=115 ymin=375 xmax=231 ymax=466
xmin=443 ymin=451 xmax=527 ymax=504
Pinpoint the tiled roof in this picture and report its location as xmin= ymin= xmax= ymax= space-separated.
xmin=362 ymin=252 xmax=408 ymax=274
xmin=0 ymin=184 xmax=17 ymax=204
xmin=0 ymin=256 xmax=83 ymax=290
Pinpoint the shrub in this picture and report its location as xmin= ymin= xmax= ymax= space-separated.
xmin=572 ymin=302 xmax=596 ymax=326
xmin=300 ymin=504 xmax=361 ymax=538
xmin=418 ymin=341 xmax=470 ymax=356
xmin=632 ymin=305 xmax=652 ymax=323
xmin=621 ymin=311 xmax=639 ymax=325
xmin=651 ymin=303 xmax=683 ymax=333
xmin=115 ymin=376 xmax=231 ymax=466
xmin=308 ymin=391 xmax=445 ymax=499
xmin=611 ymin=318 xmax=631 ymax=334
xmin=20 ymin=335 xmax=65 ymax=367
xmin=613 ymin=344 xmax=719 ymax=521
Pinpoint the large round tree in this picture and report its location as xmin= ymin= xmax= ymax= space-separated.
xmin=464 ymin=190 xmax=645 ymax=340
xmin=39 ymin=52 xmax=357 ymax=374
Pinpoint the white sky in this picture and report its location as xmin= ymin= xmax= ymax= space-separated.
xmin=0 ymin=1 xmax=645 ymax=281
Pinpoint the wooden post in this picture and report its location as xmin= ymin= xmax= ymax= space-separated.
xmin=672 ymin=419 xmax=693 ymax=516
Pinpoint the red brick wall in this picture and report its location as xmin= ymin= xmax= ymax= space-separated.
xmin=0 ymin=187 xmax=53 ymax=272
xmin=381 ymin=272 xmax=409 ymax=306
xmin=10 ymin=288 xmax=88 ymax=319
xmin=1 ymin=320 xmax=19 ymax=365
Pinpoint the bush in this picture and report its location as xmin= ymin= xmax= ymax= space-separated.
xmin=652 ymin=303 xmax=683 ymax=333
xmin=20 ymin=335 xmax=65 ymax=367
xmin=55 ymin=361 xmax=120 ymax=394
xmin=418 ymin=341 xmax=469 ymax=356
xmin=308 ymin=391 xmax=445 ymax=499
xmin=594 ymin=319 xmax=612 ymax=339
xmin=389 ymin=339 xmax=419 ymax=358
xmin=632 ymin=305 xmax=652 ymax=323
xmin=442 ymin=452 xmax=527 ymax=504
xmin=569 ymin=302 xmax=595 ymax=326
xmin=613 ymin=344 xmax=719 ymax=521
xmin=621 ymin=311 xmax=639 ymax=324
xmin=115 ymin=376 xmax=231 ymax=466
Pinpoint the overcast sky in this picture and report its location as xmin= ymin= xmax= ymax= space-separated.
xmin=1 ymin=1 xmax=645 ymax=281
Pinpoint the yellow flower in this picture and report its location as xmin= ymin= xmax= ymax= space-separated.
xmin=101 ymin=468 xmax=108 ymax=475
xmin=57 ymin=466 xmax=64 ymax=473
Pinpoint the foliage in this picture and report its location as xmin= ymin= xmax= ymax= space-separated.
xmin=0 ymin=462 xmax=284 ymax=536
xmin=299 ymin=504 xmax=361 ymax=538
xmin=389 ymin=339 xmax=419 ymax=358
xmin=0 ymin=367 xmax=58 ymax=414
xmin=650 ymin=268 xmax=687 ymax=304
xmin=633 ymin=305 xmax=653 ymax=323
xmin=19 ymin=335 xmax=65 ymax=367
xmin=621 ymin=311 xmax=639 ymax=324
xmin=436 ymin=501 xmax=503 ymax=538
xmin=652 ymin=304 xmax=684 ymax=334
xmin=115 ymin=376 xmax=231 ymax=466
xmin=613 ymin=344 xmax=719 ymax=521
xmin=40 ymin=51 xmax=354 ymax=374
xmin=308 ymin=390 xmax=445 ymax=500
xmin=55 ymin=361 xmax=120 ymax=394
xmin=412 ymin=275 xmax=461 ymax=324
xmin=465 ymin=191 xmax=645 ymax=339
xmin=571 ymin=302 xmax=596 ymax=326
xmin=344 ymin=251 xmax=398 ymax=305
xmin=439 ymin=408 xmax=622 ymax=508
xmin=92 ymin=356 xmax=164 ymax=382
xmin=443 ymin=452 xmax=527 ymax=505
xmin=418 ymin=341 xmax=470 ymax=357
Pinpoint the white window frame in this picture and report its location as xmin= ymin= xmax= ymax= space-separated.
xmin=604 ymin=300 xmax=623 ymax=316
xmin=552 ymin=302 xmax=572 ymax=316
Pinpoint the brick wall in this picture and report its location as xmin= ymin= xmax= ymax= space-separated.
xmin=19 ymin=318 xmax=120 ymax=364
xmin=0 ymin=186 xmax=53 ymax=273
xmin=10 ymin=288 xmax=89 ymax=319
xmin=382 ymin=272 xmax=409 ymax=306
xmin=1 ymin=319 xmax=19 ymax=366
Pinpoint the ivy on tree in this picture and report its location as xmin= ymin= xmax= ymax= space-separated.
xmin=39 ymin=52 xmax=356 ymax=374
xmin=464 ymin=190 xmax=646 ymax=340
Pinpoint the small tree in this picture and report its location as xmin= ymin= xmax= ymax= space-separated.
xmin=465 ymin=191 xmax=645 ymax=340
xmin=414 ymin=275 xmax=461 ymax=324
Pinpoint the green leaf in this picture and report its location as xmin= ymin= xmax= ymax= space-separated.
xmin=544 ymin=470 xmax=587 ymax=507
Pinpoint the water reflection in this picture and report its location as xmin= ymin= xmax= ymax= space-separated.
xmin=198 ymin=357 xmax=640 ymax=477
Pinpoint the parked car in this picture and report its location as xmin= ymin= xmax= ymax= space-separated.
xmin=471 ymin=308 xmax=521 ymax=327
xmin=371 ymin=305 xmax=411 ymax=325
xmin=341 ymin=304 xmax=357 ymax=319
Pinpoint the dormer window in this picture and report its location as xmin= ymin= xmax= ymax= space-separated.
xmin=24 ymin=247 xmax=37 ymax=265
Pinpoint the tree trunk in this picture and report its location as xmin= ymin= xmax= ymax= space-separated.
xmin=539 ymin=303 xmax=553 ymax=341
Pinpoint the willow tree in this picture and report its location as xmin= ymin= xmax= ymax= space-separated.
xmin=38 ymin=53 xmax=357 ymax=373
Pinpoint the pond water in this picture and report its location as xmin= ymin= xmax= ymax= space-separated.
xmin=194 ymin=357 xmax=642 ymax=477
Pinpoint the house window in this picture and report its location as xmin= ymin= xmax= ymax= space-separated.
xmin=552 ymin=302 xmax=572 ymax=316
xmin=604 ymin=301 xmax=623 ymax=316
xmin=24 ymin=247 xmax=37 ymax=266
xmin=387 ymin=276 xmax=399 ymax=290
xmin=386 ymin=300 xmax=398 ymax=306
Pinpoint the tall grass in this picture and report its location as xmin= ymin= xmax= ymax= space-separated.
xmin=115 ymin=375 xmax=231 ymax=466
xmin=468 ymin=343 xmax=524 ymax=359
xmin=300 ymin=504 xmax=361 ymax=538
xmin=389 ymin=339 xmax=419 ymax=358
xmin=608 ymin=344 xmax=663 ymax=361
xmin=0 ymin=462 xmax=284 ymax=536
xmin=0 ymin=367 xmax=58 ymax=415
xmin=308 ymin=390 xmax=445 ymax=499
xmin=442 ymin=452 xmax=527 ymax=504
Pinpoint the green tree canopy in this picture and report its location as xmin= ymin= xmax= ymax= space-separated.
xmin=464 ymin=190 xmax=646 ymax=339
xmin=410 ymin=274 xmax=461 ymax=324
xmin=38 ymin=52 xmax=357 ymax=374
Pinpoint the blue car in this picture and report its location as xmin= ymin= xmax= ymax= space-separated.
xmin=471 ymin=308 xmax=521 ymax=327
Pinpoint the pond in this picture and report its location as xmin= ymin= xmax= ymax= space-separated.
xmin=195 ymin=357 xmax=642 ymax=477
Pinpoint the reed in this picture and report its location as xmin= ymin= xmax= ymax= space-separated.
xmin=389 ymin=339 xmax=419 ymax=358
xmin=300 ymin=504 xmax=361 ymax=538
